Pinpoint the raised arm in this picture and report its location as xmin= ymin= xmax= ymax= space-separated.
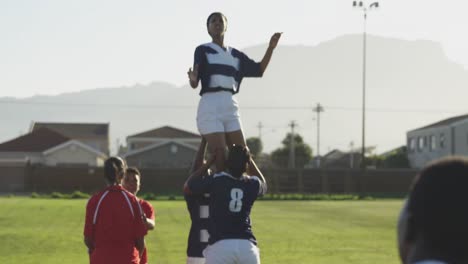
xmin=247 ymin=158 xmax=266 ymax=184
xmin=259 ymin=32 xmax=282 ymax=74
xmin=184 ymin=137 xmax=210 ymax=192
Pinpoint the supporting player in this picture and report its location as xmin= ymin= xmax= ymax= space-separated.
xmin=185 ymin=145 xmax=267 ymax=264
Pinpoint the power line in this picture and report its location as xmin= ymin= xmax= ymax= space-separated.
xmin=0 ymin=100 xmax=466 ymax=114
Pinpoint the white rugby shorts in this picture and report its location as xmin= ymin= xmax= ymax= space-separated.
xmin=197 ymin=91 xmax=242 ymax=135
xmin=203 ymin=239 xmax=260 ymax=264
xmin=186 ymin=257 xmax=206 ymax=264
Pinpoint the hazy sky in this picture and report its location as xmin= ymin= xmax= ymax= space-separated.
xmin=2 ymin=0 xmax=468 ymax=98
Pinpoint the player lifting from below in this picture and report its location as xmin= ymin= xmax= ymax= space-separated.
xmin=187 ymin=11 xmax=281 ymax=174
xmin=185 ymin=145 xmax=267 ymax=264
xmin=183 ymin=137 xmax=216 ymax=264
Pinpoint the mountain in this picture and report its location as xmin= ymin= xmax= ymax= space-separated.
xmin=2 ymin=34 xmax=468 ymax=154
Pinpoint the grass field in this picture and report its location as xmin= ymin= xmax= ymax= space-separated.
xmin=0 ymin=198 xmax=404 ymax=264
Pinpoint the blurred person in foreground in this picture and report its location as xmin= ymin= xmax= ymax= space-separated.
xmin=397 ymin=156 xmax=468 ymax=264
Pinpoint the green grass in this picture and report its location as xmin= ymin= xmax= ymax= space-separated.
xmin=0 ymin=198 xmax=404 ymax=264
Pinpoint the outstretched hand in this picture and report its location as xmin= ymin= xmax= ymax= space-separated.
xmin=269 ymin=32 xmax=282 ymax=49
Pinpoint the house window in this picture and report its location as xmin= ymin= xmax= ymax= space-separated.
xmin=418 ymin=137 xmax=424 ymax=151
xmin=408 ymin=138 xmax=416 ymax=152
xmin=430 ymin=135 xmax=437 ymax=151
xmin=440 ymin=134 xmax=445 ymax=149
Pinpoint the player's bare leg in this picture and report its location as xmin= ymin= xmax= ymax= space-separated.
xmin=203 ymin=132 xmax=227 ymax=173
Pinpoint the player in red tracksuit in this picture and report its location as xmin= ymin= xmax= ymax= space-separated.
xmin=123 ymin=167 xmax=156 ymax=264
xmin=84 ymin=157 xmax=147 ymax=264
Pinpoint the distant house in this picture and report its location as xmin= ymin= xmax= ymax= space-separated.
xmin=320 ymin=149 xmax=362 ymax=168
xmin=407 ymin=114 xmax=468 ymax=168
xmin=30 ymin=122 xmax=110 ymax=155
xmin=0 ymin=128 xmax=107 ymax=167
xmin=123 ymin=126 xmax=201 ymax=168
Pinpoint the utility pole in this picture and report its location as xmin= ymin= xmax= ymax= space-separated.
xmin=349 ymin=141 xmax=355 ymax=168
xmin=313 ymin=103 xmax=324 ymax=167
xmin=257 ymin=122 xmax=263 ymax=140
xmin=288 ymin=121 xmax=297 ymax=169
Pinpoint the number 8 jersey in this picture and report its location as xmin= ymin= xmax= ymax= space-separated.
xmin=187 ymin=171 xmax=267 ymax=246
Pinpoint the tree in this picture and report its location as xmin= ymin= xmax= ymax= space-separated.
xmin=246 ymin=137 xmax=263 ymax=157
xmin=381 ymin=146 xmax=410 ymax=168
xmin=365 ymin=146 xmax=410 ymax=168
xmin=271 ymin=133 xmax=313 ymax=168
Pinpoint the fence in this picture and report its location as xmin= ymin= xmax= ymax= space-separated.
xmin=0 ymin=164 xmax=418 ymax=195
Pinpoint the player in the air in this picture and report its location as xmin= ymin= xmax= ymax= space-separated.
xmin=83 ymin=157 xmax=147 ymax=264
xmin=122 ymin=167 xmax=156 ymax=264
xmin=187 ymin=11 xmax=281 ymax=173
xmin=185 ymin=145 xmax=267 ymax=264
xmin=183 ymin=138 xmax=214 ymax=264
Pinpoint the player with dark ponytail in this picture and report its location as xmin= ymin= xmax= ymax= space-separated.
xmin=84 ymin=156 xmax=148 ymax=264
xmin=104 ymin=156 xmax=126 ymax=184
xmin=185 ymin=145 xmax=267 ymax=264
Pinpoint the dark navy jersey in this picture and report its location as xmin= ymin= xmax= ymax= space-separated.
xmin=188 ymin=172 xmax=267 ymax=245
xmin=193 ymin=42 xmax=263 ymax=96
xmin=184 ymin=191 xmax=210 ymax=258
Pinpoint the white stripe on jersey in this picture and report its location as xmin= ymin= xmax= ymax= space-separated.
xmin=208 ymin=75 xmax=238 ymax=91
xmin=205 ymin=50 xmax=240 ymax=71
xmin=199 ymin=205 xmax=209 ymax=219
xmin=121 ymin=191 xmax=135 ymax=218
xmin=213 ymin=171 xmax=237 ymax=180
xmin=93 ymin=190 xmax=109 ymax=224
xmin=200 ymin=229 xmax=210 ymax=243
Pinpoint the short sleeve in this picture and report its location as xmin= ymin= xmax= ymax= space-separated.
xmin=250 ymin=176 xmax=267 ymax=196
xmin=239 ymin=52 xmax=262 ymax=78
xmin=194 ymin=46 xmax=206 ymax=80
xmin=187 ymin=176 xmax=213 ymax=195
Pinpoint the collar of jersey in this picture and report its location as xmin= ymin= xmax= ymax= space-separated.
xmin=213 ymin=171 xmax=239 ymax=180
xmin=106 ymin=185 xmax=125 ymax=191
xmin=206 ymin=42 xmax=231 ymax=54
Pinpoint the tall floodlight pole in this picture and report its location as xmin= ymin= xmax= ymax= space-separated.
xmin=352 ymin=1 xmax=379 ymax=169
xmin=313 ymin=103 xmax=324 ymax=167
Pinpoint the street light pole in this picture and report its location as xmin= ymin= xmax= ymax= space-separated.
xmin=313 ymin=103 xmax=324 ymax=167
xmin=352 ymin=1 xmax=379 ymax=169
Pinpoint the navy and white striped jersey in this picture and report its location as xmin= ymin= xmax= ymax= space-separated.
xmin=187 ymin=172 xmax=267 ymax=245
xmin=193 ymin=42 xmax=263 ymax=96
xmin=184 ymin=191 xmax=210 ymax=258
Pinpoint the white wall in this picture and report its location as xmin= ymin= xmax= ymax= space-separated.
xmin=44 ymin=144 xmax=105 ymax=167
xmin=407 ymin=126 xmax=451 ymax=168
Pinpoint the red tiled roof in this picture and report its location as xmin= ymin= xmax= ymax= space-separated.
xmin=127 ymin=126 xmax=200 ymax=139
xmin=31 ymin=122 xmax=109 ymax=139
xmin=0 ymin=128 xmax=70 ymax=152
